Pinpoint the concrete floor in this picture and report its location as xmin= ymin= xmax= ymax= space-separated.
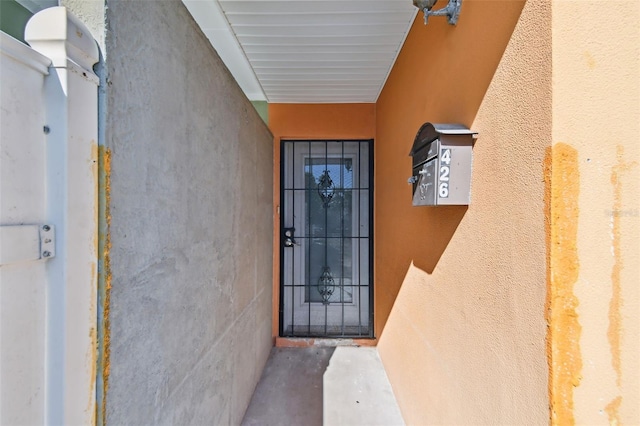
xmin=241 ymin=346 xmax=404 ymax=426
xmin=241 ymin=347 xmax=334 ymax=426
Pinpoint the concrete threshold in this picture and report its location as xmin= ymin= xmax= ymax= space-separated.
xmin=323 ymin=347 xmax=405 ymax=426
xmin=275 ymin=337 xmax=377 ymax=347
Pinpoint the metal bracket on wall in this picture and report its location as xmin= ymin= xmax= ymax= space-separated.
xmin=414 ymin=0 xmax=462 ymax=25
xmin=0 ymin=224 xmax=55 ymax=265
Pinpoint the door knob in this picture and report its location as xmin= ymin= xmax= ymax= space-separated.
xmin=283 ymin=227 xmax=298 ymax=247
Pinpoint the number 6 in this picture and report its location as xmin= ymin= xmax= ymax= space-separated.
xmin=439 ymin=182 xmax=449 ymax=198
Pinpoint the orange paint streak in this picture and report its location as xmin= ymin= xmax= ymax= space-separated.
xmin=90 ymin=143 xmax=99 ymax=425
xmin=609 ymin=150 xmax=623 ymax=389
xmin=91 ymin=142 xmax=99 ymax=255
xmin=548 ymin=143 xmax=582 ymax=426
xmin=98 ymin=146 xmax=112 ymax=425
xmin=605 ymin=396 xmax=622 ymax=426
xmin=543 ymin=147 xmax=553 ymax=418
xmin=608 ymin=145 xmax=638 ymax=391
xmin=88 ymin=326 xmax=97 ymax=425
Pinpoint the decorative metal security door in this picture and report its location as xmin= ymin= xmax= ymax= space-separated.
xmin=280 ymin=140 xmax=373 ymax=337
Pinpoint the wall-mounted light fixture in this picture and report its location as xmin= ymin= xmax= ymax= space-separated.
xmin=413 ymin=0 xmax=461 ymax=25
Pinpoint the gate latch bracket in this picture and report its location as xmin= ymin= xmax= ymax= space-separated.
xmin=0 ymin=224 xmax=55 ymax=265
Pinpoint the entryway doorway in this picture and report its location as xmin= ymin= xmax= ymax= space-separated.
xmin=280 ymin=140 xmax=373 ymax=337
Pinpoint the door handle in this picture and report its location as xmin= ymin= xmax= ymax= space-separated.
xmin=283 ymin=227 xmax=298 ymax=247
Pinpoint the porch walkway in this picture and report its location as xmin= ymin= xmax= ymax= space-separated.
xmin=241 ymin=345 xmax=404 ymax=426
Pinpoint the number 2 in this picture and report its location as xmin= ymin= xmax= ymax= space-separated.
xmin=439 ymin=166 xmax=450 ymax=181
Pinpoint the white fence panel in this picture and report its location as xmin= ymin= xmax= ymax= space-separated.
xmin=0 ymin=31 xmax=51 ymax=426
xmin=0 ymin=7 xmax=98 ymax=425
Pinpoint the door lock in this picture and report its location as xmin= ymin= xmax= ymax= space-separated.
xmin=283 ymin=227 xmax=298 ymax=247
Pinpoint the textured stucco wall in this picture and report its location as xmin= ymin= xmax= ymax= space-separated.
xmin=376 ymin=0 xmax=550 ymax=424
xmin=85 ymin=0 xmax=273 ymax=423
xmin=59 ymin=0 xmax=106 ymax=52
xmin=550 ymin=1 xmax=639 ymax=424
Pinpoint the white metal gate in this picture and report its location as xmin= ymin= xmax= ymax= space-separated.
xmin=0 ymin=8 xmax=99 ymax=425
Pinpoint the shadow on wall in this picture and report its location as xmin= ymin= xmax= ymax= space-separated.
xmin=407 ymin=205 xmax=467 ymax=274
xmin=374 ymin=0 xmax=527 ymax=333
xmin=404 ymin=129 xmax=480 ymax=274
xmin=376 ymin=0 xmax=554 ymax=422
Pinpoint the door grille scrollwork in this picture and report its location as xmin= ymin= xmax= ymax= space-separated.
xmin=317 ymin=169 xmax=335 ymax=208
xmin=317 ymin=266 xmax=335 ymax=305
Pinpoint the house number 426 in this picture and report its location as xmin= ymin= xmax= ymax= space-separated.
xmin=439 ymin=148 xmax=451 ymax=198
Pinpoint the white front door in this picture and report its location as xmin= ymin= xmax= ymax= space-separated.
xmin=281 ymin=140 xmax=372 ymax=337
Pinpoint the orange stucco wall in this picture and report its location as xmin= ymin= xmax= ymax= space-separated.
xmin=375 ymin=0 xmax=551 ymax=424
xmin=266 ymin=1 xmax=639 ymax=424
xmin=268 ymin=104 xmax=376 ymax=337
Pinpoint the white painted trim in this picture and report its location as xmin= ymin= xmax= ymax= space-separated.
xmin=183 ymin=0 xmax=266 ymax=101
xmin=25 ymin=6 xmax=99 ymax=73
xmin=0 ymin=31 xmax=51 ymax=75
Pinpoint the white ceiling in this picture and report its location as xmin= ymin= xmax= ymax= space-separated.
xmin=183 ymin=0 xmax=417 ymax=103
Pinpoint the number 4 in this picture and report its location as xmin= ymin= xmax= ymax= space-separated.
xmin=441 ymin=148 xmax=451 ymax=165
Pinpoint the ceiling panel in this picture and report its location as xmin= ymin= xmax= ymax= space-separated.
xmin=219 ymin=1 xmax=414 ymax=14
xmin=237 ymin=34 xmax=401 ymax=46
xmin=225 ymin=13 xmax=411 ymax=26
xmin=184 ymin=0 xmax=417 ymax=103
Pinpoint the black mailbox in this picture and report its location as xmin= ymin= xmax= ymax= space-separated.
xmin=409 ymin=123 xmax=476 ymax=206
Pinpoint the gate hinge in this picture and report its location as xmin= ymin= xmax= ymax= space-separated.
xmin=0 ymin=224 xmax=55 ymax=265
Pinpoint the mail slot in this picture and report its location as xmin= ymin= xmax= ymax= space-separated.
xmin=408 ymin=123 xmax=476 ymax=206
